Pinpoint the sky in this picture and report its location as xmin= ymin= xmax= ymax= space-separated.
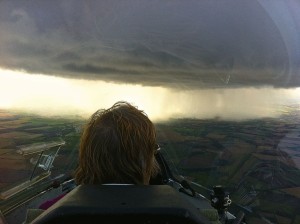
xmin=0 ymin=0 xmax=300 ymax=121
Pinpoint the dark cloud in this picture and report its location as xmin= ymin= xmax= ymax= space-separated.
xmin=62 ymin=63 xmax=140 ymax=76
xmin=0 ymin=0 xmax=299 ymax=89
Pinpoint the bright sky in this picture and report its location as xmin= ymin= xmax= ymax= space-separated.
xmin=1 ymin=69 xmax=299 ymax=121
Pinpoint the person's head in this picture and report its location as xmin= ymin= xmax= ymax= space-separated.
xmin=75 ymin=101 xmax=160 ymax=185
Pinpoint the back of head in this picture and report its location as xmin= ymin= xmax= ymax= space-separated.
xmin=75 ymin=101 xmax=160 ymax=185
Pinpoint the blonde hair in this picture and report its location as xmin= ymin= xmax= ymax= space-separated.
xmin=75 ymin=101 xmax=160 ymax=185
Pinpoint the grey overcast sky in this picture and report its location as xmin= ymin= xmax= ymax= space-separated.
xmin=0 ymin=0 xmax=299 ymax=89
xmin=2 ymin=3 xmax=300 ymax=191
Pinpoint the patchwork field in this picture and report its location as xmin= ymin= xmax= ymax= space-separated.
xmin=0 ymin=107 xmax=300 ymax=223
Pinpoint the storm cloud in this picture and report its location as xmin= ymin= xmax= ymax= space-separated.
xmin=0 ymin=0 xmax=299 ymax=89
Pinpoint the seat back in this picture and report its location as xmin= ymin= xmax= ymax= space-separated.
xmin=31 ymin=184 xmax=211 ymax=224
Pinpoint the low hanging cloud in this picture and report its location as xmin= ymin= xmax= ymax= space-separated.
xmin=0 ymin=0 xmax=300 ymax=89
